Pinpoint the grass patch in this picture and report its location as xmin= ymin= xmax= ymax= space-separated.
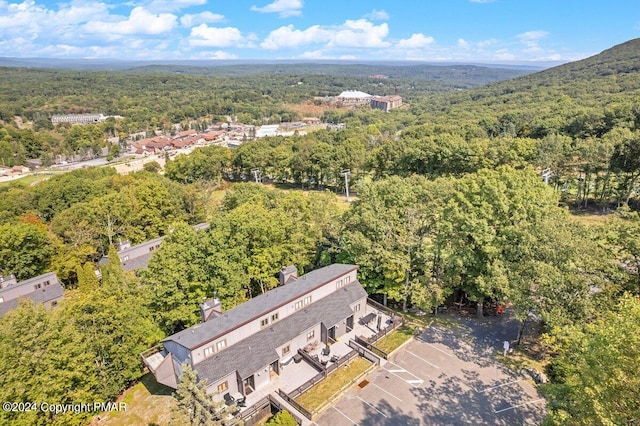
xmin=496 ymin=349 xmax=548 ymax=378
xmin=0 ymin=172 xmax=62 ymax=187
xmin=92 ymin=373 xmax=174 ymax=426
xmin=375 ymin=326 xmax=414 ymax=353
xmin=568 ymin=212 xmax=610 ymax=227
xmin=296 ymin=357 xmax=372 ymax=412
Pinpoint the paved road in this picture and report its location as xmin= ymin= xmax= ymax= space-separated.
xmin=314 ymin=313 xmax=545 ymax=426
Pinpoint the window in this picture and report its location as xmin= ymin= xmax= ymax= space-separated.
xmin=260 ymin=317 xmax=269 ymax=327
xmin=282 ymin=345 xmax=290 ymax=355
xmin=336 ymin=279 xmax=344 ymax=289
xmin=296 ymin=296 xmax=312 ymax=310
xmin=34 ymin=283 xmax=42 ymax=290
xmin=122 ymin=255 xmax=129 ymax=262
xmin=346 ymin=275 xmax=351 ymax=283
xmin=44 ymin=280 xmax=50 ymax=287
xmin=216 ymin=340 xmax=227 ymax=351
xmin=306 ymin=330 xmax=315 ymax=341
xmin=204 ymin=346 xmax=214 ymax=357
xmin=271 ymin=312 xmax=279 ymax=322
xmin=354 ymin=304 xmax=361 ymax=312
xmin=217 ymin=381 xmax=229 ymax=393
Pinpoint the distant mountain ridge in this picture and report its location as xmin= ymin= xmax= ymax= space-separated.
xmin=0 ymin=57 xmax=548 ymax=72
xmin=432 ymin=38 xmax=640 ymax=111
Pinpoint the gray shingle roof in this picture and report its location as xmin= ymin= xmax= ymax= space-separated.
xmin=0 ymin=274 xmax=64 ymax=317
xmin=165 ymin=264 xmax=358 ymax=350
xmin=121 ymin=253 xmax=153 ymax=271
xmin=195 ymin=281 xmax=367 ymax=384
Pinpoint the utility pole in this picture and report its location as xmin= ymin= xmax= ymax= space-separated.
xmin=251 ymin=168 xmax=260 ymax=183
xmin=340 ymin=169 xmax=351 ymax=203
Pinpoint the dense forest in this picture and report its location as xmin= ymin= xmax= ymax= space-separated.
xmin=0 ymin=63 xmax=527 ymax=166
xmin=1 ymin=39 xmax=640 ymax=425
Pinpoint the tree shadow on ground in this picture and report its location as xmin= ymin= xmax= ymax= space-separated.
xmin=140 ymin=372 xmax=174 ymax=396
xmin=358 ymin=398 xmax=422 ymax=426
xmin=412 ymin=373 xmax=545 ymax=425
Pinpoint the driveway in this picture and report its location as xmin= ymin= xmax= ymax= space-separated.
xmin=314 ymin=314 xmax=546 ymax=425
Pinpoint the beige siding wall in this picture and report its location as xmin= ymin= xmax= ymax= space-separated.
xmin=207 ymin=372 xmax=239 ymax=401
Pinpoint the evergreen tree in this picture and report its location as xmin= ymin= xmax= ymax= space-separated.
xmin=172 ymin=365 xmax=239 ymax=426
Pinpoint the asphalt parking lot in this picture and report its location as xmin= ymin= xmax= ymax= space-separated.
xmin=314 ymin=315 xmax=546 ymax=426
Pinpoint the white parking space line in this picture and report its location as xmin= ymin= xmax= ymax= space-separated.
xmin=383 ymin=361 xmax=424 ymax=387
xmin=371 ymin=382 xmax=403 ymax=402
xmin=332 ymin=406 xmax=359 ymax=425
xmin=479 ymin=379 xmax=523 ymax=393
xmin=356 ymin=396 xmax=388 ymax=418
xmin=406 ymin=350 xmax=439 ymax=369
xmin=425 ymin=343 xmax=454 ymax=357
xmin=494 ymin=398 xmax=545 ymax=414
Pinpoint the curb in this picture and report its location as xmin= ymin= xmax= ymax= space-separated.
xmin=311 ymin=361 xmax=378 ymax=418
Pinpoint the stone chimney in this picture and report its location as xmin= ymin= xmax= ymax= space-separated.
xmin=279 ymin=265 xmax=298 ymax=286
xmin=200 ymin=297 xmax=223 ymax=322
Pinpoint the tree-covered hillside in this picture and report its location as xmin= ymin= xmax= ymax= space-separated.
xmin=1 ymin=38 xmax=640 ymax=425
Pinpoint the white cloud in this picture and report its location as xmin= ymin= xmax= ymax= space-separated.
xmin=0 ymin=0 xmax=110 ymax=40
xmin=188 ymin=24 xmax=249 ymax=47
xmin=262 ymin=19 xmax=389 ymax=50
xmin=85 ymin=7 xmax=177 ymax=35
xmin=477 ymin=38 xmax=497 ymax=47
xmin=250 ymin=0 xmax=303 ymax=18
xmin=493 ymin=49 xmax=516 ymax=60
xmin=208 ymin=50 xmax=238 ymax=59
xmin=397 ymin=33 xmax=435 ymax=49
xmin=299 ymin=49 xmax=326 ymax=59
xmin=458 ymin=38 xmax=470 ymax=49
xmin=181 ymin=11 xmax=225 ymax=27
xmin=297 ymin=50 xmax=356 ymax=60
xmin=516 ymin=30 xmax=549 ymax=53
xmin=146 ymin=0 xmax=206 ymax=13
xmin=329 ymin=20 xmax=390 ymax=48
xmin=364 ymin=9 xmax=389 ymax=21
xmin=261 ymin=24 xmax=330 ymax=49
xmin=517 ymin=30 xmax=548 ymax=44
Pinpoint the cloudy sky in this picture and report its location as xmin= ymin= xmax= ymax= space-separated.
xmin=0 ymin=0 xmax=638 ymax=62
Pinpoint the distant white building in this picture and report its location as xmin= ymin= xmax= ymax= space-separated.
xmin=255 ymin=125 xmax=279 ymax=138
xmin=336 ymin=90 xmax=373 ymax=106
xmin=51 ymin=113 xmax=106 ymax=125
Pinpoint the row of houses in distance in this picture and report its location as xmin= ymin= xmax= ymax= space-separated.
xmin=129 ymin=119 xmax=327 ymax=156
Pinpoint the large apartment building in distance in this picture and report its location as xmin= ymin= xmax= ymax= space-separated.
xmin=51 ymin=113 xmax=106 ymax=125
xmin=143 ymin=264 xmax=368 ymax=399
xmin=370 ymin=95 xmax=403 ymax=112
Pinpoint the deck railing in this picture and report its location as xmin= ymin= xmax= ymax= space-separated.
xmin=277 ymin=389 xmax=313 ymax=420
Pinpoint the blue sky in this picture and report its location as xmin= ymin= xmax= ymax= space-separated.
xmin=0 ymin=0 xmax=638 ymax=62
